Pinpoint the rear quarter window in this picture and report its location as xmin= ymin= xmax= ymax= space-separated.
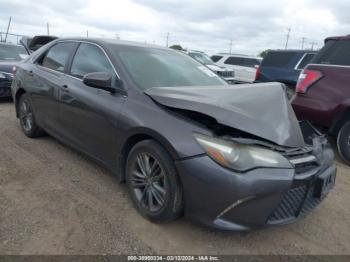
xmin=261 ymin=51 xmax=297 ymax=67
xmin=243 ymin=58 xmax=260 ymax=68
xmin=224 ymin=57 xmax=244 ymax=66
xmin=296 ymin=53 xmax=316 ymax=69
xmin=312 ymin=40 xmax=350 ymax=66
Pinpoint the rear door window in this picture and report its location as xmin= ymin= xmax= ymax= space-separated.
xmin=261 ymin=51 xmax=296 ymax=67
xmin=312 ymin=40 xmax=350 ymax=66
xmin=40 ymin=42 xmax=76 ymax=72
xmin=211 ymin=55 xmax=223 ymax=62
xmin=224 ymin=57 xmax=244 ymax=66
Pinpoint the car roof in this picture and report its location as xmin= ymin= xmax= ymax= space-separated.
xmin=55 ymin=37 xmax=168 ymax=50
xmin=325 ymin=34 xmax=350 ymax=43
xmin=267 ymin=49 xmax=316 ymax=54
xmin=213 ymin=53 xmax=261 ymax=59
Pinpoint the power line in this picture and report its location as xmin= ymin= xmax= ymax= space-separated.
xmin=285 ymin=28 xmax=291 ymax=50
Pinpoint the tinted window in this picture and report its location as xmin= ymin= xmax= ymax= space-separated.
xmin=243 ymin=58 xmax=260 ymax=68
xmin=312 ymin=40 xmax=350 ymax=66
xmin=189 ymin=52 xmax=215 ymax=65
xmin=211 ymin=55 xmax=223 ymax=62
xmin=297 ymin=53 xmax=316 ymax=69
xmin=114 ymin=46 xmax=226 ymax=90
xmin=41 ymin=42 xmax=75 ymax=72
xmin=224 ymin=57 xmax=244 ymax=66
xmin=0 ymin=44 xmax=28 ymax=61
xmin=70 ymin=43 xmax=115 ymax=78
xmin=261 ymin=51 xmax=297 ymax=67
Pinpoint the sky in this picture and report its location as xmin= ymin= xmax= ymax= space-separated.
xmin=0 ymin=0 xmax=349 ymax=55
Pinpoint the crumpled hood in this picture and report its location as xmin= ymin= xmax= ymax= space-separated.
xmin=145 ymin=83 xmax=305 ymax=148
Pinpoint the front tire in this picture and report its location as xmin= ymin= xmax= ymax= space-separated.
xmin=337 ymin=120 xmax=350 ymax=166
xmin=126 ymin=140 xmax=183 ymax=223
xmin=18 ymin=93 xmax=45 ymax=138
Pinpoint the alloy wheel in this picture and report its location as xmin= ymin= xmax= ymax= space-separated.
xmin=19 ymin=99 xmax=33 ymax=133
xmin=131 ymin=153 xmax=167 ymax=212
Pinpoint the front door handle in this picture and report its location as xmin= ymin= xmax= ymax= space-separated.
xmin=61 ymin=84 xmax=69 ymax=93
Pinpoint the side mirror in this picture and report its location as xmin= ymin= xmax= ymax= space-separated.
xmin=83 ymin=72 xmax=122 ymax=94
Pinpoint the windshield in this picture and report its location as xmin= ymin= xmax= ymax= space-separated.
xmin=115 ymin=46 xmax=226 ymax=90
xmin=0 ymin=44 xmax=28 ymax=61
xmin=189 ymin=52 xmax=215 ymax=65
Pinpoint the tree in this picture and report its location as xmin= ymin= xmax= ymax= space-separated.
xmin=169 ymin=44 xmax=183 ymax=51
xmin=258 ymin=49 xmax=270 ymax=58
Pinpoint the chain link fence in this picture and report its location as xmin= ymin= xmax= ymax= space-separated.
xmin=0 ymin=32 xmax=27 ymax=44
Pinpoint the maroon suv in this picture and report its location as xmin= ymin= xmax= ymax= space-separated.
xmin=292 ymin=34 xmax=350 ymax=165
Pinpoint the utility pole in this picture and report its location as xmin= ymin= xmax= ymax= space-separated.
xmin=166 ymin=32 xmax=169 ymax=47
xmin=86 ymin=30 xmax=89 ymax=38
xmin=47 ymin=22 xmax=50 ymax=35
xmin=285 ymin=28 xmax=291 ymax=50
xmin=229 ymin=39 xmax=233 ymax=55
xmin=116 ymin=33 xmax=120 ymax=40
xmin=4 ymin=16 xmax=12 ymax=42
xmin=301 ymin=37 xmax=306 ymax=50
xmin=310 ymin=42 xmax=317 ymax=51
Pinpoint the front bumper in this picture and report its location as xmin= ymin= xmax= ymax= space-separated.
xmin=176 ymin=144 xmax=335 ymax=231
xmin=0 ymin=75 xmax=13 ymax=98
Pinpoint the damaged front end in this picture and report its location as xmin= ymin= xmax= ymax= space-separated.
xmin=146 ymin=83 xmax=336 ymax=230
xmin=175 ymin=118 xmax=336 ymax=230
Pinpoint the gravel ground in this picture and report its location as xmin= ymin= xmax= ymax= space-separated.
xmin=0 ymin=99 xmax=350 ymax=255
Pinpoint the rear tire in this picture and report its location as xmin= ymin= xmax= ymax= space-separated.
xmin=337 ymin=120 xmax=350 ymax=166
xmin=18 ymin=93 xmax=45 ymax=138
xmin=126 ymin=140 xmax=183 ymax=223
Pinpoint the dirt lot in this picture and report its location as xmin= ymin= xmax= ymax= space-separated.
xmin=0 ymin=99 xmax=350 ymax=255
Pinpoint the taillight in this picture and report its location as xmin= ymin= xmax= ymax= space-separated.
xmin=296 ymin=69 xmax=323 ymax=94
xmin=255 ymin=66 xmax=260 ymax=81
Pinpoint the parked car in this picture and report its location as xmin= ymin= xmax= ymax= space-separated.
xmin=211 ymin=54 xmax=262 ymax=83
xmin=255 ymin=50 xmax=316 ymax=97
xmin=187 ymin=51 xmax=235 ymax=83
xmin=0 ymin=42 xmax=29 ymax=98
xmin=12 ymin=38 xmax=336 ymax=231
xmin=292 ymin=34 xmax=350 ymax=165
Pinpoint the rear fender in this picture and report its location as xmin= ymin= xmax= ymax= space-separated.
xmin=329 ymin=103 xmax=350 ymax=135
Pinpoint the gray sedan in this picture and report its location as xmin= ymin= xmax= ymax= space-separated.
xmin=11 ymin=38 xmax=336 ymax=231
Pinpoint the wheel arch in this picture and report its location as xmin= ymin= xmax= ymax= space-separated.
xmin=116 ymin=128 xmax=180 ymax=182
xmin=329 ymin=106 xmax=350 ymax=135
xmin=15 ymin=88 xmax=27 ymax=118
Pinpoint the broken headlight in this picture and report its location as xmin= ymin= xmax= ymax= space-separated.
xmin=194 ymin=133 xmax=292 ymax=172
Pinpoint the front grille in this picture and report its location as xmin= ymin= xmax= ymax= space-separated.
xmin=268 ymin=185 xmax=321 ymax=224
xmin=217 ymin=71 xmax=233 ymax=78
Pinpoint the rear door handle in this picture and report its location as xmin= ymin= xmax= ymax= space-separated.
xmin=62 ymin=84 xmax=68 ymax=89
